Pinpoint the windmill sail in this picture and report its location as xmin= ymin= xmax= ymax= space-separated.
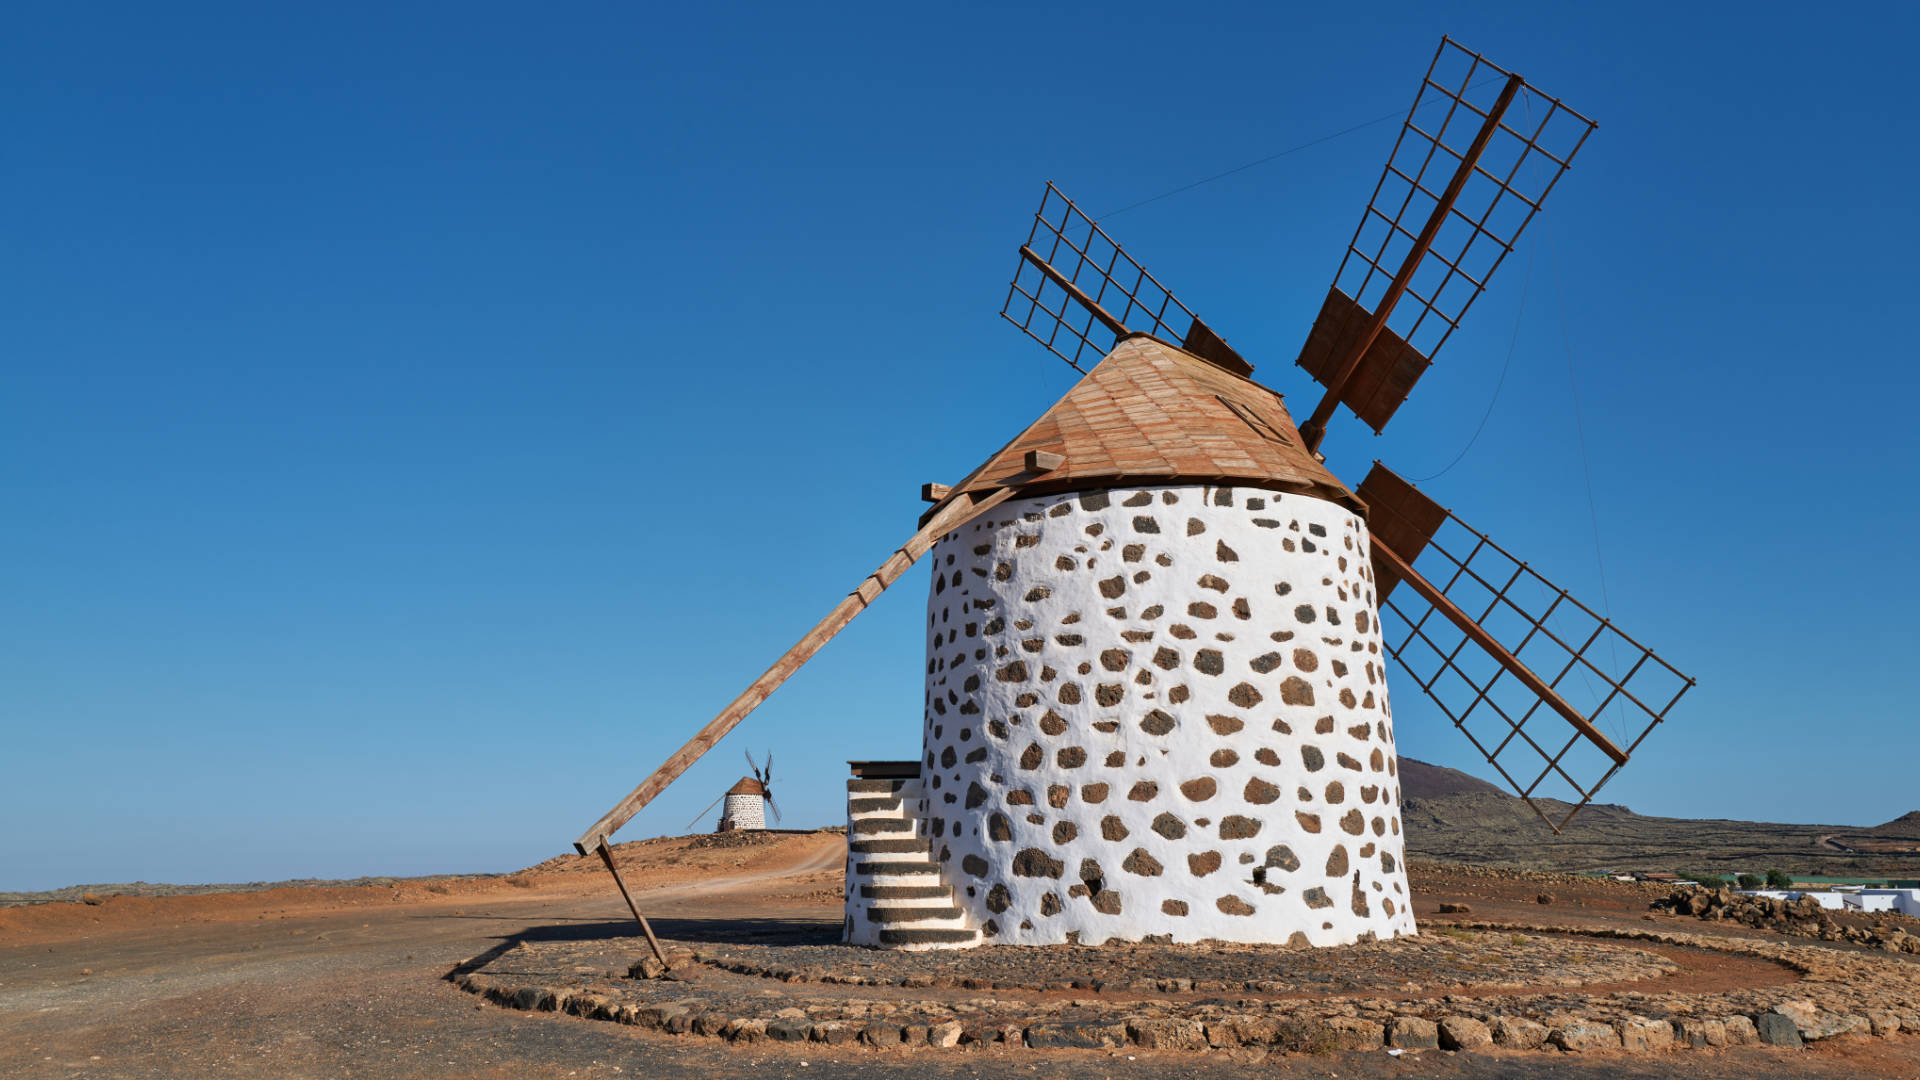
xmin=761 ymin=752 xmax=780 ymax=823
xmin=1002 ymin=182 xmax=1249 ymax=376
xmin=1356 ymin=464 xmax=1693 ymax=831
xmin=1296 ymin=37 xmax=1595 ymax=439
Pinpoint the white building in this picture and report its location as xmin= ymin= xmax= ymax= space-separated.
xmin=1740 ymin=888 xmax=1920 ymax=916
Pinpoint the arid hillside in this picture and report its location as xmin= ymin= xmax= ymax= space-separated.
xmin=1398 ymin=760 xmax=1920 ymax=877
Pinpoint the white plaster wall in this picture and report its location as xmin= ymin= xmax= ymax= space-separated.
xmin=919 ymin=484 xmax=1416 ymax=947
xmin=1739 ymin=889 xmax=1920 ymax=914
xmin=722 ymin=793 xmax=766 ymax=831
xmin=1871 ymin=890 xmax=1920 ymax=917
xmin=1845 ymin=890 xmax=1920 ymax=915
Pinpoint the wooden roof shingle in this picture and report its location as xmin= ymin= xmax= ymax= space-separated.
xmin=932 ymin=335 xmax=1359 ymax=518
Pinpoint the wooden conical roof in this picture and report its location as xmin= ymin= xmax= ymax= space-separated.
xmin=726 ymin=777 xmax=767 ymax=797
xmin=934 ymin=335 xmax=1359 ymax=515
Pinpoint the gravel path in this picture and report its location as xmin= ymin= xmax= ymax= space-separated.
xmin=684 ymin=931 xmax=1673 ymax=993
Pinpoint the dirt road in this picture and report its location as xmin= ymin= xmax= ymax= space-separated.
xmin=3 ymin=835 xmax=1916 ymax=1079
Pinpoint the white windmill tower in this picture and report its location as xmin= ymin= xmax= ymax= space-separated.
xmin=686 ymin=751 xmax=781 ymax=833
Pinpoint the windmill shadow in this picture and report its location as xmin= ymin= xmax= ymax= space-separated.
xmin=444 ymin=913 xmax=840 ymax=983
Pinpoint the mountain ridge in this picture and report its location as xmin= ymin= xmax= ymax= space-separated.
xmin=1396 ymin=757 xmax=1920 ymax=875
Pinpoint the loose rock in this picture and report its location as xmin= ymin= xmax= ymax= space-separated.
xmin=1128 ymin=1017 xmax=1207 ymax=1050
xmin=1550 ymin=1021 xmax=1621 ymax=1053
xmin=1437 ymin=1016 xmax=1492 ymax=1051
xmin=1025 ymin=1021 xmax=1126 ymax=1049
xmin=1676 ymin=1018 xmax=1727 ymax=1048
xmin=1492 ymin=1016 xmax=1549 ymax=1049
xmin=1616 ymin=1016 xmax=1674 ymax=1052
xmin=767 ymin=1018 xmax=810 ymax=1042
xmin=1386 ymin=1016 xmax=1438 ymax=1050
xmin=1753 ymin=1012 xmax=1802 ymax=1048
xmin=858 ymin=1021 xmax=901 ymax=1046
xmin=929 ymin=1020 xmax=964 ymax=1048
xmin=1327 ymin=1016 xmax=1384 ymax=1050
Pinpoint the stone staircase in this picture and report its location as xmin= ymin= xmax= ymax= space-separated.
xmin=842 ymin=770 xmax=980 ymax=951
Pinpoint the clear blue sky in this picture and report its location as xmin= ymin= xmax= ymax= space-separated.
xmin=6 ymin=2 xmax=1917 ymax=892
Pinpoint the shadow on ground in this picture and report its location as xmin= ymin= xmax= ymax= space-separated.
xmin=446 ymin=914 xmax=837 ymax=982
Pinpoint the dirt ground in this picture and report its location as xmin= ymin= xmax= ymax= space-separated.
xmin=4 ymin=834 xmax=1918 ymax=1080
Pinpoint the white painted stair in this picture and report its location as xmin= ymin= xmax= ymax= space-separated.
xmin=841 ymin=772 xmax=980 ymax=951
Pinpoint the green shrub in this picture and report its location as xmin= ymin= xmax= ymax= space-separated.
xmin=1689 ymin=873 xmax=1728 ymax=890
xmin=1736 ymin=873 xmax=1764 ymax=889
xmin=1765 ymin=868 xmax=1794 ymax=889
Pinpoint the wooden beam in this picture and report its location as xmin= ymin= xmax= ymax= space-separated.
xmin=572 ymin=486 xmax=1022 ymax=855
xmin=1018 ymin=245 xmax=1130 ymax=340
xmin=1023 ymin=449 xmax=1064 ymax=472
xmin=1180 ymin=317 xmax=1253 ymax=378
xmin=595 ymin=840 xmax=670 ymax=968
xmin=920 ymin=482 xmax=951 ymax=503
xmin=1300 ymin=73 xmax=1525 ymax=453
xmin=1371 ymin=538 xmax=1629 ymax=767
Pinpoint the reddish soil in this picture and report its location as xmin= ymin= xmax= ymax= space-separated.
xmin=3 ymin=835 xmax=1917 ymax=1079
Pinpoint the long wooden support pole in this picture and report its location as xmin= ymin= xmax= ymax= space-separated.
xmin=1372 ymin=538 xmax=1629 ymax=766
xmin=572 ymin=486 xmax=1020 ymax=855
xmin=596 ymin=840 xmax=670 ymax=968
xmin=1300 ymin=73 xmax=1525 ymax=453
xmin=1019 ymin=245 xmax=1131 ymax=340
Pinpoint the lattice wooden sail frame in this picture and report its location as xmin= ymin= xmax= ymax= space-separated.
xmin=1001 ymin=182 xmax=1247 ymax=376
xmin=987 ymin=42 xmax=1687 ymax=831
xmin=1361 ymin=466 xmax=1694 ymax=831
xmin=1296 ymin=37 xmax=1596 ymax=433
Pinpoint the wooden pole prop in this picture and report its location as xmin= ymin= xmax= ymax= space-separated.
xmin=573 ymin=485 xmax=1022 ymax=856
xmin=596 ymin=840 xmax=671 ymax=969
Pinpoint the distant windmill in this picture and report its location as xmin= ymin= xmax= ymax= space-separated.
xmin=686 ymin=750 xmax=781 ymax=833
xmin=576 ymin=36 xmax=1695 ymax=955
